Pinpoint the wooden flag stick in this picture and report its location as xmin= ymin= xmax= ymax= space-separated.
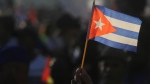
xmin=94 ymin=0 xmax=95 ymax=4
xmin=81 ymin=40 xmax=88 ymax=68
xmin=81 ymin=0 xmax=95 ymax=68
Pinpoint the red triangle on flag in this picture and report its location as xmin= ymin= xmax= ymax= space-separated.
xmin=88 ymin=7 xmax=116 ymax=39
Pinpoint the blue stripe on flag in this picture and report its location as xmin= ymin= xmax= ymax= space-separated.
xmin=95 ymin=5 xmax=142 ymax=25
xmin=93 ymin=37 xmax=137 ymax=52
xmin=112 ymin=27 xmax=139 ymax=39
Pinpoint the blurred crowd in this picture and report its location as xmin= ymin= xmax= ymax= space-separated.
xmin=0 ymin=0 xmax=150 ymax=84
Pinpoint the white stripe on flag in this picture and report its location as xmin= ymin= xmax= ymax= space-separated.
xmin=101 ymin=33 xmax=137 ymax=46
xmin=105 ymin=15 xmax=141 ymax=33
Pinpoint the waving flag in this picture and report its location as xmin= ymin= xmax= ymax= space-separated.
xmin=88 ymin=5 xmax=142 ymax=52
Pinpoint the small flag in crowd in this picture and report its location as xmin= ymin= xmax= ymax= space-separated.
xmin=42 ymin=57 xmax=54 ymax=84
xmin=88 ymin=5 xmax=142 ymax=52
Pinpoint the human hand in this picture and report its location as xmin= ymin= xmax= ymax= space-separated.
xmin=71 ymin=68 xmax=93 ymax=84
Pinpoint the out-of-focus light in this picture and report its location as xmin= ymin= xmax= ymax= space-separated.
xmin=19 ymin=21 xmax=26 ymax=29
xmin=127 ymin=57 xmax=132 ymax=62
xmin=144 ymin=6 xmax=150 ymax=17
xmin=49 ymin=58 xmax=56 ymax=67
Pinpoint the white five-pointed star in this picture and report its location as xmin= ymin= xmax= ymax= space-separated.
xmin=94 ymin=18 xmax=105 ymax=31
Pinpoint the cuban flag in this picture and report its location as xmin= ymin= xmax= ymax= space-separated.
xmin=88 ymin=5 xmax=142 ymax=52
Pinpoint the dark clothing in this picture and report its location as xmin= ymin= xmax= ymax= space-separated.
xmin=0 ymin=46 xmax=29 ymax=65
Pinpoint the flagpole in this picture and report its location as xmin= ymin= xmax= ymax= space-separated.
xmin=94 ymin=0 xmax=95 ymax=4
xmin=81 ymin=40 xmax=88 ymax=68
xmin=81 ymin=0 xmax=95 ymax=68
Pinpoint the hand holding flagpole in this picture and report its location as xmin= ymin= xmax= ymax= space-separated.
xmin=81 ymin=0 xmax=141 ymax=69
xmin=79 ymin=1 xmax=141 ymax=84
